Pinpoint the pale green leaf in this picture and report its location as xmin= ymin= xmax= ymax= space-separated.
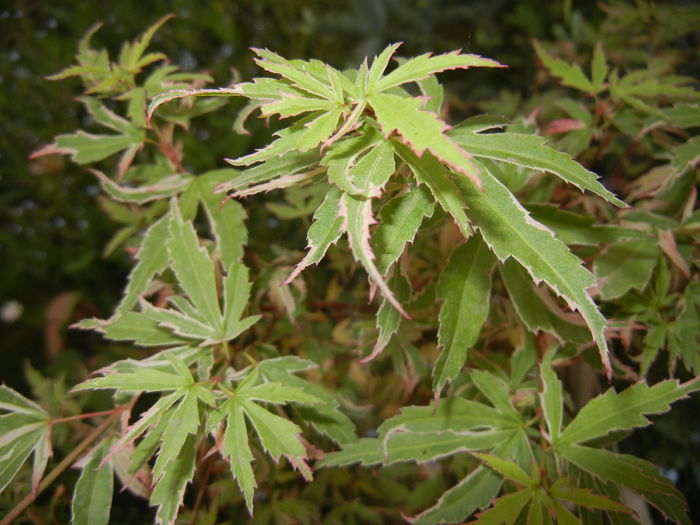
xmin=195 ymin=170 xmax=247 ymax=269
xmin=472 ymin=489 xmax=531 ymax=525
xmin=501 ymin=259 xmax=591 ymax=344
xmin=526 ymin=204 xmax=644 ymax=246
xmin=363 ymin=270 xmax=411 ymax=362
xmin=78 ymin=313 xmax=190 ymax=347
xmin=448 ymin=129 xmax=625 ymax=206
xmin=534 ymin=41 xmax=594 ymax=93
xmin=240 ymin=383 xmax=322 ymax=405
xmin=140 ymin=301 xmax=217 ymax=342
xmin=557 ymin=379 xmax=695 ymax=448
xmin=168 ymin=201 xmax=222 ymax=331
xmin=0 ymin=429 xmax=46 ymax=494
xmin=348 ymin=139 xmax=395 ymax=196
xmin=366 ymin=43 xmax=402 ymax=93
xmin=30 ymin=130 xmax=142 ymax=165
xmin=258 ymin=357 xmax=357 ymax=445
xmin=91 ymin=170 xmax=192 ymax=204
xmin=222 ymin=401 xmax=256 ymax=514
xmin=319 ymin=438 xmax=383 ymax=467
xmin=259 ymin=94 xmax=336 ymax=119
xmin=410 ymin=467 xmax=502 ymax=525
xmin=322 ymin=125 xmax=384 ymax=196
xmin=374 ymin=48 xmax=503 ymax=93
xmin=146 ymin=87 xmax=240 ymax=123
xmin=153 ymin=389 xmax=200 ymax=483
xmin=394 ymin=143 xmax=473 ymax=237
xmin=295 ymin=108 xmax=344 ymax=152
xmin=0 ymin=385 xmax=48 ymax=417
xmin=562 ymin=445 xmax=691 ymax=525
xmin=227 ymin=118 xmax=315 ymax=166
xmin=341 ymin=192 xmax=409 ymax=318
xmin=285 ymin=186 xmax=344 ymax=284
xmin=240 ymin=399 xmax=307 ymax=461
xmin=220 ymin=150 xmax=319 ymax=193
xmin=369 ymin=93 xmax=481 ymax=187
xmin=591 ymin=43 xmax=608 ymax=93
xmin=470 ymin=369 xmax=519 ymax=418
xmin=539 ymin=350 xmax=563 ymax=443
xmin=671 ymin=135 xmax=700 ymax=177
xmin=114 ymin=215 xmax=170 ymax=317
xmin=594 ymin=238 xmax=660 ymax=300
xmin=150 ymin=433 xmax=197 ymax=525
xmin=454 ymin=161 xmax=612 ymax=378
xmin=473 ymin=453 xmax=533 ymax=486
xmin=71 ymin=439 xmax=114 ymax=525
xmin=222 ymin=262 xmax=257 ymax=337
xmin=550 ymin=481 xmax=631 ymax=513
xmin=434 ymin=237 xmax=496 ymax=391
xmin=374 ymin=185 xmax=434 ymax=275
xmin=252 ymin=48 xmax=334 ymax=100
xmin=73 ymin=367 xmax=190 ymax=392
xmin=78 ymin=96 xmax=135 ymax=134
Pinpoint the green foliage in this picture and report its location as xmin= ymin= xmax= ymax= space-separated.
xmin=3 ymin=3 xmax=700 ymax=524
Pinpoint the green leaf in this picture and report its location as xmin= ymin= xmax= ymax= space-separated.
xmin=501 ymin=259 xmax=591 ymax=344
xmin=195 ymin=170 xmax=248 ymax=269
xmin=366 ymin=43 xmax=402 ymax=93
xmin=471 ymin=488 xmax=531 ymax=525
xmin=409 ymin=467 xmax=502 ymax=525
xmin=594 ymin=238 xmax=660 ymax=300
xmin=114 ymin=215 xmax=170 ymax=317
xmin=258 ymin=357 xmax=357 ymax=445
xmin=454 ymin=161 xmax=612 ymax=379
xmin=534 ymin=41 xmax=594 ymax=93
xmin=74 ymin=367 xmax=191 ymax=392
xmin=222 ymin=262 xmax=259 ymax=340
xmin=150 ymin=433 xmax=197 ymax=525
xmin=591 ymin=43 xmax=608 ymax=93
xmin=374 ymin=185 xmax=434 ymax=275
xmin=91 ymin=170 xmax=192 ymax=204
xmin=526 ymin=204 xmax=644 ymax=246
xmin=152 ymin=389 xmax=200 ymax=483
xmin=285 ymin=186 xmax=344 ymax=284
xmin=78 ymin=312 xmax=190 ymax=347
xmin=473 ymin=453 xmax=534 ymax=486
xmin=259 ymin=95 xmax=337 ymax=119
xmin=448 ymin=129 xmax=625 ymax=206
xmin=251 ymin=48 xmax=335 ymax=100
xmin=671 ymin=135 xmax=700 ymax=177
xmin=146 ymin=87 xmax=240 ymax=123
xmin=222 ymin=401 xmax=256 ymax=514
xmin=539 ymin=350 xmax=563 ymax=443
xmin=363 ymin=270 xmax=411 ymax=362
xmin=394 ymin=143 xmax=473 ymax=237
xmin=562 ymin=445 xmax=691 ymax=525
xmin=71 ymin=439 xmax=114 ymax=525
xmin=341 ymin=192 xmax=409 ymax=318
xmin=31 ymin=130 xmax=142 ymax=165
xmin=220 ymin=150 xmax=319 ymax=194
xmin=0 ymin=385 xmax=48 ymax=417
xmin=369 ymin=92 xmax=481 ymax=187
xmin=373 ymin=47 xmax=503 ymax=93
xmin=168 ymin=201 xmax=222 ymax=331
xmin=557 ymin=379 xmax=696 ymax=448
xmin=434 ymin=237 xmax=496 ymax=391
xmin=240 ymin=399 xmax=308 ymax=471
xmin=0 ymin=427 xmax=48 ymax=494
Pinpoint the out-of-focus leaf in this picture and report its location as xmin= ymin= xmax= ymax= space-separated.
xmin=594 ymin=238 xmax=660 ymax=300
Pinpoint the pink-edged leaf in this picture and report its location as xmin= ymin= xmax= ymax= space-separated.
xmin=340 ymin=192 xmax=410 ymax=318
xmin=147 ymin=87 xmax=240 ymax=123
xmin=369 ymin=92 xmax=482 ymax=189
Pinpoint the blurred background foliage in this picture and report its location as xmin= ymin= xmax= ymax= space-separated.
xmin=1 ymin=0 xmax=699 ymax=523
